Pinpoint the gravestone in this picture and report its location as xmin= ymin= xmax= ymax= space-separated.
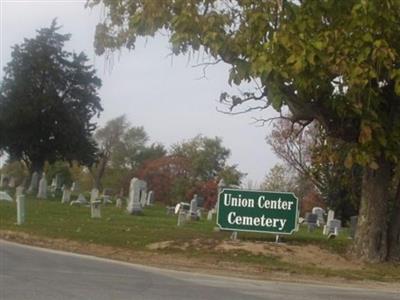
xmin=189 ymin=194 xmax=199 ymax=220
xmin=140 ymin=182 xmax=148 ymax=207
xmin=61 ymin=188 xmax=71 ymax=204
xmin=312 ymin=207 xmax=325 ymax=226
xmin=91 ymin=201 xmax=101 ymax=218
xmin=103 ymin=195 xmax=112 ymax=205
xmin=27 ymin=172 xmax=39 ymax=194
xmin=325 ymin=218 xmax=342 ymax=237
xmin=55 ymin=174 xmax=62 ymax=188
xmin=17 ymin=194 xmax=25 ymax=225
xmin=305 ymin=212 xmax=318 ymax=232
xmin=71 ymin=182 xmax=80 ymax=194
xmin=327 ymin=209 xmax=335 ymax=224
xmin=90 ymin=188 xmax=99 ymax=203
xmin=70 ymin=194 xmax=87 ymax=206
xmin=90 ymin=189 xmax=102 ymax=218
xmin=196 ymin=196 xmax=205 ymax=208
xmin=190 ymin=194 xmax=198 ymax=213
xmin=0 ymin=191 xmax=13 ymax=202
xmin=51 ymin=178 xmax=57 ymax=190
xmin=349 ymin=216 xmax=358 ymax=239
xmin=166 ymin=206 xmax=175 ymax=215
xmin=146 ymin=190 xmax=154 ymax=206
xmin=177 ymin=210 xmax=188 ymax=226
xmin=175 ymin=202 xmax=190 ymax=214
xmin=324 ymin=210 xmax=336 ymax=235
xmin=115 ymin=198 xmax=123 ymax=208
xmin=127 ymin=177 xmax=146 ymax=215
xmin=0 ymin=174 xmax=5 ymax=188
xmin=207 ymin=208 xmax=216 ymax=221
xmin=37 ymin=173 xmax=48 ymax=199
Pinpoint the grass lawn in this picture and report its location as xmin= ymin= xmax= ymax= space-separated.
xmin=1 ymin=196 xmax=399 ymax=283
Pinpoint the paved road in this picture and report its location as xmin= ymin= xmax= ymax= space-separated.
xmin=0 ymin=240 xmax=399 ymax=300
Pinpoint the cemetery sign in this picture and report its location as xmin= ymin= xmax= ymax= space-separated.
xmin=217 ymin=188 xmax=299 ymax=234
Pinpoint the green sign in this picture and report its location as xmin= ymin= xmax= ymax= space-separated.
xmin=217 ymin=188 xmax=299 ymax=234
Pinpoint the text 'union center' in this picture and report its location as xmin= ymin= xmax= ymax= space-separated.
xmin=223 ymin=193 xmax=295 ymax=210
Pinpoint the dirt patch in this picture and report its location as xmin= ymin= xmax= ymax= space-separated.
xmin=215 ymin=241 xmax=362 ymax=270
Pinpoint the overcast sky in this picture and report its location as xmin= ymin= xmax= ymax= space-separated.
xmin=0 ymin=0 xmax=280 ymax=185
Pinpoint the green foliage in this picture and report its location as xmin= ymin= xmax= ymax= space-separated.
xmin=0 ymin=20 xmax=102 ymax=172
xmin=95 ymin=115 xmax=166 ymax=171
xmin=0 ymin=160 xmax=29 ymax=186
xmin=261 ymin=164 xmax=298 ymax=193
xmin=45 ymin=161 xmax=73 ymax=187
xmin=93 ymin=115 xmax=166 ymax=190
xmin=88 ymin=0 xmax=400 ymax=167
xmin=171 ymin=135 xmax=243 ymax=184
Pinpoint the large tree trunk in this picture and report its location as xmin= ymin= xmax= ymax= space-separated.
xmin=388 ymin=180 xmax=400 ymax=261
xmin=353 ymin=159 xmax=393 ymax=262
xmin=92 ymin=155 xmax=107 ymax=190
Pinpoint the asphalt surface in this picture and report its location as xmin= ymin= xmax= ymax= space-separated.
xmin=0 ymin=240 xmax=399 ymax=300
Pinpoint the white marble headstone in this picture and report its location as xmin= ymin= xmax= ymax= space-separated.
xmin=37 ymin=173 xmax=47 ymax=199
xmin=27 ymin=172 xmax=39 ymax=194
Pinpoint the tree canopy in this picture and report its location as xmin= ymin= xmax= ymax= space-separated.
xmin=171 ymin=135 xmax=243 ymax=184
xmin=0 ymin=20 xmax=102 ymax=173
xmin=88 ymin=0 xmax=400 ymax=262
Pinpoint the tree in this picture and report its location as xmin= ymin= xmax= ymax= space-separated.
xmin=171 ymin=135 xmax=243 ymax=185
xmin=0 ymin=20 xmax=102 ymax=173
xmin=261 ymin=164 xmax=297 ymax=193
xmin=92 ymin=115 xmax=129 ymax=189
xmin=93 ymin=115 xmax=166 ymax=189
xmin=135 ymin=155 xmax=191 ymax=204
xmin=267 ymin=119 xmax=360 ymax=221
xmin=88 ymin=1 xmax=400 ymax=261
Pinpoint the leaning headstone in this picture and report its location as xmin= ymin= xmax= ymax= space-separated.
xmin=0 ymin=191 xmax=13 ymax=202
xmin=349 ymin=216 xmax=358 ymax=239
xmin=146 ymin=190 xmax=154 ymax=206
xmin=61 ymin=188 xmax=72 ymax=204
xmin=127 ymin=178 xmax=143 ymax=215
xmin=27 ymin=172 xmax=39 ymax=194
xmin=17 ymin=194 xmax=26 ymax=225
xmin=37 ymin=173 xmax=48 ymax=199
xmin=312 ymin=207 xmax=325 ymax=226
xmin=70 ymin=194 xmax=87 ymax=206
